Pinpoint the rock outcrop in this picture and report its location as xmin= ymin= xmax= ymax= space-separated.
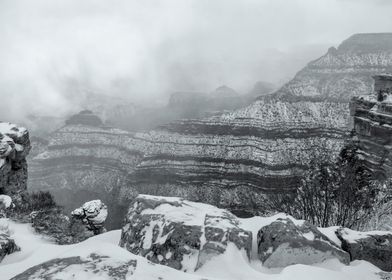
xmin=337 ymin=228 xmax=392 ymax=272
xmin=350 ymin=74 xmax=392 ymax=179
xmin=71 ymin=199 xmax=108 ymax=234
xmin=0 ymin=123 xmax=31 ymax=203
xmin=257 ymin=218 xmax=350 ymax=268
xmin=119 ymin=195 xmax=252 ymax=272
xmin=65 ymin=110 xmax=104 ymax=127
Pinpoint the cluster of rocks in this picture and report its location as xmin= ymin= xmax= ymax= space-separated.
xmin=0 ymin=122 xmax=31 ymax=204
xmin=120 ymin=195 xmax=392 ymax=272
xmin=23 ymin=199 xmax=109 ymax=245
xmin=0 ymin=197 xmax=19 ymax=262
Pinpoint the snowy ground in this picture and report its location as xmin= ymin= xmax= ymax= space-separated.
xmin=0 ymin=218 xmax=385 ymax=280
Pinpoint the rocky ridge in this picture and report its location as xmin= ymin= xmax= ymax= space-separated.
xmin=274 ymin=33 xmax=392 ymax=101
xmin=119 ymin=195 xmax=392 ymax=272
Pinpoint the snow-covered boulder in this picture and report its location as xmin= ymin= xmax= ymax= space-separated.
xmin=257 ymin=218 xmax=350 ymax=268
xmin=119 ymin=195 xmax=252 ymax=272
xmin=0 ymin=231 xmax=19 ymax=262
xmin=0 ymin=195 xmax=12 ymax=209
xmin=71 ymin=199 xmax=108 ymax=234
xmin=337 ymin=228 xmax=392 ymax=272
xmin=0 ymin=195 xmax=12 ymax=218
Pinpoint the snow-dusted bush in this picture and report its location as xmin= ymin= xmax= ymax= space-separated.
xmin=268 ymin=141 xmax=382 ymax=229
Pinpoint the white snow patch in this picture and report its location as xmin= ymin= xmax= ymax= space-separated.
xmin=0 ymin=195 xmax=12 ymax=208
xmin=0 ymin=218 xmax=386 ymax=280
xmin=339 ymin=228 xmax=392 ymax=243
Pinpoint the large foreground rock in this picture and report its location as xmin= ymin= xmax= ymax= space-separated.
xmin=11 ymin=252 xmax=213 ymax=280
xmin=258 ymin=218 xmax=350 ymax=268
xmin=337 ymin=228 xmax=392 ymax=272
xmin=119 ymin=195 xmax=252 ymax=272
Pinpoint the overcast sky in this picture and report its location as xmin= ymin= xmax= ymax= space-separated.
xmin=0 ymin=0 xmax=391 ymax=120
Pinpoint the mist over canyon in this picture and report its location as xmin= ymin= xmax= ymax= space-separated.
xmin=1 ymin=1 xmax=392 ymax=279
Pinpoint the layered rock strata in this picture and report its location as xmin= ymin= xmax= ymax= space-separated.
xmin=350 ymin=74 xmax=392 ymax=179
xmin=126 ymin=101 xmax=350 ymax=216
xmin=28 ymin=119 xmax=146 ymax=229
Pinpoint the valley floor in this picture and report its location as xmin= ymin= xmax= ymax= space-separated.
xmin=0 ymin=218 xmax=386 ymax=280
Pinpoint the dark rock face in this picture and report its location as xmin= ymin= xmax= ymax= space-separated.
xmin=65 ymin=110 xmax=103 ymax=127
xmin=337 ymin=228 xmax=392 ymax=272
xmin=0 ymin=123 xmax=31 ymax=203
xmin=257 ymin=218 xmax=350 ymax=268
xmin=119 ymin=195 xmax=252 ymax=272
xmin=0 ymin=232 xmax=19 ymax=262
xmin=350 ymin=74 xmax=392 ymax=179
xmin=11 ymin=254 xmax=138 ymax=280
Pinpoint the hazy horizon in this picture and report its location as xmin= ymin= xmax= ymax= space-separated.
xmin=1 ymin=0 xmax=392 ymax=122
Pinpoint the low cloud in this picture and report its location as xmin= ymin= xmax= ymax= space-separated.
xmin=0 ymin=0 xmax=391 ymax=122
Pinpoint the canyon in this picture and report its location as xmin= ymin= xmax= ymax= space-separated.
xmin=28 ymin=33 xmax=392 ymax=228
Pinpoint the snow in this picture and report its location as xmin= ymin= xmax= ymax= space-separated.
xmin=195 ymin=243 xmax=382 ymax=280
xmin=0 ymin=195 xmax=12 ymax=208
xmin=318 ymin=226 xmax=342 ymax=247
xmin=338 ymin=228 xmax=392 ymax=243
xmin=139 ymin=195 xmax=236 ymax=228
xmin=0 ymin=219 xmax=386 ymax=280
xmin=0 ymin=123 xmax=27 ymax=139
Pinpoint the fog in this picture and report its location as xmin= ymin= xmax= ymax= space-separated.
xmin=0 ymin=0 xmax=392 ymax=122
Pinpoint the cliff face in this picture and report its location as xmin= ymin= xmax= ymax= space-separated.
xmin=28 ymin=112 xmax=148 ymax=228
xmin=350 ymin=74 xmax=392 ymax=179
xmin=275 ymin=33 xmax=392 ymax=101
xmin=125 ymin=101 xmax=350 ymax=216
xmin=0 ymin=123 xmax=31 ymax=202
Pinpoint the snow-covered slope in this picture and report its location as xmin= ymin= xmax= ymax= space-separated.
xmin=0 ymin=218 xmax=387 ymax=280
